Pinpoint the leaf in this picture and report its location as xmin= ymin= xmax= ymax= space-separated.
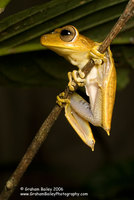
xmin=0 ymin=0 xmax=93 ymax=41
xmin=122 ymin=46 xmax=134 ymax=68
xmin=117 ymin=68 xmax=130 ymax=90
xmin=113 ymin=27 xmax=134 ymax=44
xmin=0 ymin=0 xmax=11 ymax=14
xmin=111 ymin=45 xmax=130 ymax=90
xmin=0 ymin=51 xmax=72 ymax=87
xmin=0 ymin=0 xmax=129 ymax=55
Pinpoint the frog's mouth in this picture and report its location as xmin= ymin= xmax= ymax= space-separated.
xmin=40 ymin=35 xmax=91 ymax=68
xmin=47 ymin=46 xmax=76 ymax=54
xmin=41 ymin=34 xmax=81 ymax=51
xmin=48 ymin=46 xmax=90 ymax=69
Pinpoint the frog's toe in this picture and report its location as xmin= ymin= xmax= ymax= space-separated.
xmin=72 ymin=70 xmax=86 ymax=85
xmin=79 ymin=70 xmax=85 ymax=79
xmin=68 ymin=71 xmax=77 ymax=91
xmin=77 ymin=82 xmax=85 ymax=87
xmin=68 ymin=81 xmax=76 ymax=91
xmin=56 ymin=92 xmax=70 ymax=107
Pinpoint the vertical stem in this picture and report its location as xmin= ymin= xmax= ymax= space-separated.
xmin=99 ymin=0 xmax=134 ymax=54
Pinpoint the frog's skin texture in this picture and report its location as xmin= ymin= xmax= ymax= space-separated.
xmin=41 ymin=25 xmax=116 ymax=151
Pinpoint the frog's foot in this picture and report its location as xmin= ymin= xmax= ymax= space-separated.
xmin=89 ymin=44 xmax=107 ymax=62
xmin=68 ymin=70 xmax=86 ymax=91
xmin=78 ymin=70 xmax=85 ymax=79
xmin=68 ymin=72 xmax=77 ymax=91
xmin=90 ymin=44 xmax=105 ymax=60
xmin=56 ymin=92 xmax=70 ymax=107
xmin=72 ymin=70 xmax=86 ymax=84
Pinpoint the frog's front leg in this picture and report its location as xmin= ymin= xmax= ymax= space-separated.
xmin=56 ymin=68 xmax=86 ymax=107
xmin=68 ymin=70 xmax=86 ymax=91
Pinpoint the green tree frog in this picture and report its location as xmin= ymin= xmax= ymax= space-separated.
xmin=41 ymin=25 xmax=116 ymax=151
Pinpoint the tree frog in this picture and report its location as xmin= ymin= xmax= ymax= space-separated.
xmin=41 ymin=25 xmax=116 ymax=151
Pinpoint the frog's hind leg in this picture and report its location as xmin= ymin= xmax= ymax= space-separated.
xmin=65 ymin=103 xmax=95 ymax=151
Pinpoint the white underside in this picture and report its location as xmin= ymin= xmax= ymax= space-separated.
xmin=85 ymin=67 xmax=98 ymax=109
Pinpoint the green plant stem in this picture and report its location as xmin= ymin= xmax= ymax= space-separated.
xmin=0 ymin=0 xmax=134 ymax=200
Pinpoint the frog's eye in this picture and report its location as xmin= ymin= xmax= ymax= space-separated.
xmin=60 ymin=26 xmax=76 ymax=42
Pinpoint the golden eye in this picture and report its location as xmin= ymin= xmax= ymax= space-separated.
xmin=60 ymin=26 xmax=76 ymax=42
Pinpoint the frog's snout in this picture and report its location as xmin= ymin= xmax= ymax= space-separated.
xmin=40 ymin=34 xmax=47 ymax=46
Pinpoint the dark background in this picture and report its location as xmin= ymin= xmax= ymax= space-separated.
xmin=0 ymin=1 xmax=134 ymax=199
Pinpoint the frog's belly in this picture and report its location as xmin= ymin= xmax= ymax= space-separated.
xmin=85 ymin=66 xmax=98 ymax=110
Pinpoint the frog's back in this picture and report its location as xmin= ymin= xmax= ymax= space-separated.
xmin=102 ymin=48 xmax=116 ymax=135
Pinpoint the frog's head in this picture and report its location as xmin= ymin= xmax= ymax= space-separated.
xmin=41 ymin=25 xmax=95 ymax=68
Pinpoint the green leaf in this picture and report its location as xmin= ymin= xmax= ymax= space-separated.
xmin=117 ymin=68 xmax=130 ymax=90
xmin=0 ymin=0 xmax=11 ymax=14
xmin=0 ymin=0 xmax=129 ymax=55
xmin=0 ymin=0 xmax=93 ymax=41
xmin=113 ymin=27 xmax=134 ymax=44
xmin=111 ymin=45 xmax=130 ymax=90
xmin=122 ymin=46 xmax=134 ymax=68
xmin=0 ymin=51 xmax=72 ymax=87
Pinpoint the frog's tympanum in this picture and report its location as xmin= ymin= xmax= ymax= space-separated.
xmin=41 ymin=25 xmax=116 ymax=151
